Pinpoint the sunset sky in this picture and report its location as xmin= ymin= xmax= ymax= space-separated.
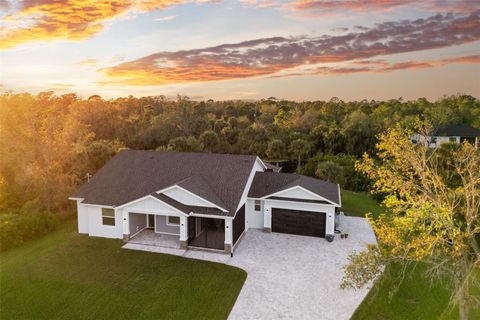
xmin=1 ymin=0 xmax=479 ymax=100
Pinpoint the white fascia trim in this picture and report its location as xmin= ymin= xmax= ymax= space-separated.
xmin=190 ymin=212 xmax=229 ymax=219
xmin=156 ymin=185 xmax=229 ymax=213
xmin=259 ymin=185 xmax=339 ymax=206
xmin=68 ymin=197 xmax=84 ymax=202
xmin=115 ymin=195 xmax=188 ymax=217
xmin=81 ymin=203 xmax=115 ymax=209
xmin=255 ymin=156 xmax=268 ymax=170
xmin=261 ymin=198 xmax=337 ymax=208
xmin=337 ymin=184 xmax=342 ymax=207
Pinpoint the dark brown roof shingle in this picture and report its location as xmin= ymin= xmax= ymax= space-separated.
xmin=72 ymin=150 xmax=257 ymax=216
xmin=248 ymin=171 xmax=340 ymax=205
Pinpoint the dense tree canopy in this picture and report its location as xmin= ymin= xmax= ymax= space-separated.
xmin=0 ymin=92 xmax=479 ymax=216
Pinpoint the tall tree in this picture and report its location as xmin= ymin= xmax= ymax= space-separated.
xmin=266 ymin=139 xmax=287 ymax=164
xmin=199 ymin=130 xmax=219 ymax=153
xmin=288 ymin=139 xmax=311 ymax=172
xmin=341 ymin=125 xmax=480 ymax=320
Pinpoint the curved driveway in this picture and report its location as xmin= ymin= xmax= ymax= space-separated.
xmin=227 ymin=216 xmax=377 ymax=320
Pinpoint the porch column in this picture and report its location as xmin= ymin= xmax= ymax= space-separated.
xmin=263 ymin=205 xmax=271 ymax=233
xmin=179 ymin=216 xmax=188 ymax=249
xmin=119 ymin=209 xmax=129 ymax=242
xmin=224 ymin=218 xmax=233 ymax=253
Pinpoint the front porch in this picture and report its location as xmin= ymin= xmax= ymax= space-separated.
xmin=188 ymin=217 xmax=226 ymax=251
xmin=124 ymin=211 xmax=233 ymax=253
xmin=129 ymin=229 xmax=181 ymax=249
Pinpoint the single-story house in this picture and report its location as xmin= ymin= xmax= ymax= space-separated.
xmin=69 ymin=150 xmax=341 ymax=253
xmin=411 ymin=124 xmax=480 ymax=149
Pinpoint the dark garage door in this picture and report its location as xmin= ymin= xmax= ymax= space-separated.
xmin=271 ymin=208 xmax=326 ymax=238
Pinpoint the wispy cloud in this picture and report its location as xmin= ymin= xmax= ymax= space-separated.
xmin=153 ymin=15 xmax=177 ymax=21
xmin=271 ymin=54 xmax=480 ymax=78
xmin=286 ymin=0 xmax=480 ymax=16
xmin=77 ymin=58 xmax=97 ymax=66
xmin=100 ymin=10 xmax=480 ymax=85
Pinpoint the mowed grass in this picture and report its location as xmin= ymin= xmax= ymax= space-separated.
xmin=343 ymin=190 xmax=480 ymax=320
xmin=341 ymin=190 xmax=384 ymax=218
xmin=352 ymin=263 xmax=480 ymax=320
xmin=0 ymin=223 xmax=246 ymax=320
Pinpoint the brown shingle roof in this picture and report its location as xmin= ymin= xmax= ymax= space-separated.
xmin=248 ymin=171 xmax=340 ymax=205
xmin=72 ymin=150 xmax=257 ymax=216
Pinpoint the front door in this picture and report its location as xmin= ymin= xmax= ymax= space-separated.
xmin=148 ymin=214 xmax=155 ymax=229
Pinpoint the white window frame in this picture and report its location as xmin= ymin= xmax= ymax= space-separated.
xmin=166 ymin=216 xmax=180 ymax=226
xmin=101 ymin=208 xmax=115 ymax=226
xmin=254 ymin=200 xmax=261 ymax=212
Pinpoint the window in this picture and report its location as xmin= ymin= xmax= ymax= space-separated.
xmin=449 ymin=137 xmax=457 ymax=142
xmin=254 ymin=200 xmax=261 ymax=212
xmin=167 ymin=216 xmax=180 ymax=226
xmin=102 ymin=208 xmax=115 ymax=226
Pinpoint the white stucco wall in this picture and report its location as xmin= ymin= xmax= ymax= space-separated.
xmin=78 ymin=204 xmax=123 ymax=239
xmin=245 ymin=198 xmax=264 ymax=230
xmin=77 ymin=202 xmax=89 ymax=234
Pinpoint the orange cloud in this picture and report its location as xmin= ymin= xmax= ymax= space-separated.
xmin=0 ymin=0 xmax=186 ymax=49
xmin=100 ymin=11 xmax=480 ymax=85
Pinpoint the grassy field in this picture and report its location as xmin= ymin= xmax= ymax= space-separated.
xmin=352 ymin=263 xmax=480 ymax=320
xmin=0 ymin=223 xmax=246 ymax=320
xmin=344 ymin=191 xmax=479 ymax=320
xmin=341 ymin=190 xmax=384 ymax=218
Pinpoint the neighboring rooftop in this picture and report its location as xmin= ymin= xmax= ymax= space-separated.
xmin=264 ymin=162 xmax=282 ymax=172
xmin=432 ymin=124 xmax=480 ymax=137
xmin=248 ymin=171 xmax=340 ymax=206
xmin=72 ymin=150 xmax=258 ymax=215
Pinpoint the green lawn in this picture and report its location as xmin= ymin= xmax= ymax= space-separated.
xmin=352 ymin=263 xmax=480 ymax=320
xmin=343 ymin=191 xmax=479 ymax=320
xmin=0 ymin=223 xmax=246 ymax=320
xmin=341 ymin=190 xmax=384 ymax=218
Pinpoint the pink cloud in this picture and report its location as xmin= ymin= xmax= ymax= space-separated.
xmin=101 ymin=10 xmax=480 ymax=85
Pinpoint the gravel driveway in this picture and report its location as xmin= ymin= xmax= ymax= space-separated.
xmin=227 ymin=216 xmax=377 ymax=320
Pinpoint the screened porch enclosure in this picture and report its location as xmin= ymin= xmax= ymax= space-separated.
xmin=188 ymin=217 xmax=225 ymax=250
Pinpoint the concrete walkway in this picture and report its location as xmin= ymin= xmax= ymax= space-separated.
xmin=123 ymin=216 xmax=377 ymax=320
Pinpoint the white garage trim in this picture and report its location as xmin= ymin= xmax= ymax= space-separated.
xmin=259 ymin=185 xmax=339 ymax=206
xmin=263 ymin=198 xmax=336 ymax=236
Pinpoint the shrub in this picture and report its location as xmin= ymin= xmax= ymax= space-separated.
xmin=302 ymin=153 xmax=370 ymax=191
xmin=315 ymin=161 xmax=346 ymax=186
xmin=0 ymin=210 xmax=59 ymax=252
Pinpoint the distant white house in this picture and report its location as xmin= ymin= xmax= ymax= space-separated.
xmin=411 ymin=124 xmax=480 ymax=149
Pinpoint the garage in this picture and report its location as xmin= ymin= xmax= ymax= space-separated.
xmin=271 ymin=208 xmax=326 ymax=238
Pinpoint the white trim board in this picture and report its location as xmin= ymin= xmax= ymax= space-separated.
xmin=156 ymin=185 xmax=228 ymax=212
xmin=259 ymin=185 xmax=339 ymax=206
xmin=115 ymin=195 xmax=188 ymax=216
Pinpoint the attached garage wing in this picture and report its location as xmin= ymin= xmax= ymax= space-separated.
xmin=271 ymin=208 xmax=326 ymax=238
